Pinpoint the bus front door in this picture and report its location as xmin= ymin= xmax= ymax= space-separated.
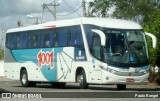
xmin=89 ymin=59 xmax=102 ymax=83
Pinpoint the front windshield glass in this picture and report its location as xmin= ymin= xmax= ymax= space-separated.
xmin=104 ymin=30 xmax=148 ymax=66
xmin=84 ymin=25 xmax=148 ymax=67
xmin=104 ymin=31 xmax=128 ymax=63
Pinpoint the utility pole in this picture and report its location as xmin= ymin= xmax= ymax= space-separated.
xmin=53 ymin=0 xmax=60 ymax=20
xmin=82 ymin=0 xmax=87 ymax=17
xmin=42 ymin=0 xmax=60 ymax=20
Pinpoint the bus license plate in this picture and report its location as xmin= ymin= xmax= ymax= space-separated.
xmin=126 ymin=78 xmax=134 ymax=83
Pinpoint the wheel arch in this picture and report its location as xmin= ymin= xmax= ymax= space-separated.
xmin=20 ymin=67 xmax=27 ymax=79
xmin=20 ymin=66 xmax=36 ymax=87
xmin=75 ymin=67 xmax=87 ymax=82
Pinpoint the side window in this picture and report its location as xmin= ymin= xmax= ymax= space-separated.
xmin=6 ymin=34 xmax=17 ymax=49
xmin=54 ymin=30 xmax=58 ymax=47
xmin=92 ymin=34 xmax=101 ymax=59
xmin=41 ymin=31 xmax=54 ymax=48
xmin=70 ymin=27 xmax=76 ymax=46
xmin=16 ymin=34 xmax=20 ymax=49
xmin=41 ymin=32 xmax=50 ymax=48
xmin=84 ymin=25 xmax=93 ymax=51
xmin=18 ymin=33 xmax=28 ymax=49
xmin=70 ymin=26 xmax=84 ymax=49
xmin=28 ymin=32 xmax=41 ymax=48
xmin=67 ymin=30 xmax=71 ymax=46
xmin=49 ymin=31 xmax=54 ymax=47
xmin=56 ymin=28 xmax=68 ymax=47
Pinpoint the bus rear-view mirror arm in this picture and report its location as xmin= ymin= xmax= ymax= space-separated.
xmin=91 ymin=29 xmax=106 ymax=46
xmin=145 ymin=32 xmax=157 ymax=48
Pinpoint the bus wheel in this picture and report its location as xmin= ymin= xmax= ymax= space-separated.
xmin=117 ymin=84 xmax=126 ymax=90
xmin=51 ymin=82 xmax=66 ymax=88
xmin=20 ymin=69 xmax=36 ymax=87
xmin=77 ymin=69 xmax=89 ymax=89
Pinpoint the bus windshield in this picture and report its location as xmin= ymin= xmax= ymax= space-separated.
xmin=84 ymin=25 xmax=149 ymax=67
xmin=103 ymin=30 xmax=148 ymax=67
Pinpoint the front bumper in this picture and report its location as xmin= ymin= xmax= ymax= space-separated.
xmin=102 ymin=71 xmax=149 ymax=84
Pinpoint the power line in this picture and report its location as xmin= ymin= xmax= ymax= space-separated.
xmin=44 ymin=5 xmax=54 ymax=18
xmin=61 ymin=0 xmax=81 ymax=17
xmin=57 ymin=5 xmax=82 ymax=16
xmin=41 ymin=0 xmax=82 ymax=20
xmin=42 ymin=0 xmax=60 ymax=20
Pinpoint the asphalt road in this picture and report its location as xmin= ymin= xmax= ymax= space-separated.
xmin=0 ymin=77 xmax=160 ymax=101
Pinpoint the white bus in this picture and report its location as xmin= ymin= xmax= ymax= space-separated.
xmin=4 ymin=17 xmax=156 ymax=90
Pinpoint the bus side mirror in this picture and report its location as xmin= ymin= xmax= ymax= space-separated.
xmin=91 ymin=29 xmax=106 ymax=46
xmin=145 ymin=32 xmax=157 ymax=48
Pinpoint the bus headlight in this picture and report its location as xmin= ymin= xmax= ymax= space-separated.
xmin=109 ymin=69 xmax=118 ymax=74
xmin=100 ymin=65 xmax=118 ymax=74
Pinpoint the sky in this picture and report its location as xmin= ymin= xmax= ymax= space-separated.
xmin=0 ymin=0 xmax=93 ymax=31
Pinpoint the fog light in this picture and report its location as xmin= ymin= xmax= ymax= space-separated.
xmin=106 ymin=76 xmax=109 ymax=80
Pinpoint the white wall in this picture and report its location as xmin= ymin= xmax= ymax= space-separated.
xmin=0 ymin=60 xmax=4 ymax=76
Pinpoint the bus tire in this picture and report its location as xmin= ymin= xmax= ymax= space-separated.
xmin=77 ymin=69 xmax=89 ymax=89
xmin=117 ymin=84 xmax=126 ymax=90
xmin=20 ymin=69 xmax=36 ymax=87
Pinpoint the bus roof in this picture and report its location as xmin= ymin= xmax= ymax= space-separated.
xmin=6 ymin=17 xmax=142 ymax=33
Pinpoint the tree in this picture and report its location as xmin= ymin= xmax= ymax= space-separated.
xmin=88 ymin=0 xmax=112 ymax=17
xmin=112 ymin=0 xmax=159 ymax=24
xmin=88 ymin=0 xmax=160 ymax=23
xmin=144 ymin=9 xmax=160 ymax=66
